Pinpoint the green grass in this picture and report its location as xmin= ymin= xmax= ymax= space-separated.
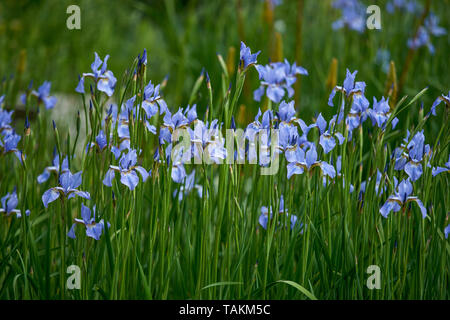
xmin=0 ymin=0 xmax=449 ymax=299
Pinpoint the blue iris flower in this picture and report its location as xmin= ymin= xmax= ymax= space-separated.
xmin=386 ymin=0 xmax=420 ymax=14
xmin=286 ymin=143 xmax=336 ymax=179
xmin=141 ymin=80 xmax=168 ymax=121
xmin=1 ymin=131 xmax=23 ymax=163
xmin=189 ymin=120 xmax=227 ymax=165
xmin=254 ymin=60 xmax=307 ymax=103
xmin=328 ymin=69 xmax=366 ymax=107
xmin=184 ymin=104 xmax=198 ymax=124
xmin=315 ymin=113 xmax=345 ymax=154
xmin=76 ymin=52 xmax=117 ymax=97
xmin=163 ymin=108 xmax=189 ymax=131
xmin=331 ymin=0 xmax=366 ymax=33
xmin=394 ymin=130 xmax=430 ymax=182
xmin=87 ymin=130 xmax=108 ymax=153
xmin=68 ymin=204 xmax=110 ymax=240
xmin=407 ymin=13 xmax=446 ymax=54
xmin=31 ymin=81 xmax=57 ymax=110
xmin=375 ymin=49 xmax=391 ymax=74
xmin=346 ymin=93 xmax=372 ymax=136
xmin=277 ymin=122 xmax=300 ymax=155
xmin=445 ymin=224 xmax=450 ymax=239
xmin=239 ymin=41 xmax=260 ymax=70
xmin=368 ymin=96 xmax=396 ymax=130
xmin=0 ymin=107 xmax=13 ymax=135
xmin=103 ymin=149 xmax=150 ymax=191
xmin=276 ymin=100 xmax=297 ymax=123
xmin=42 ymin=171 xmax=91 ymax=208
xmin=37 ymin=152 xmax=69 ymax=184
xmin=430 ymin=91 xmax=449 ymax=116
xmin=432 ymin=154 xmax=450 ymax=177
xmin=258 ymin=195 xmax=301 ymax=231
xmin=172 ymin=169 xmax=203 ymax=201
xmin=380 ymin=178 xmax=426 ymax=218
xmin=1 ymin=188 xmax=30 ymax=218
xmin=137 ymin=48 xmax=147 ymax=72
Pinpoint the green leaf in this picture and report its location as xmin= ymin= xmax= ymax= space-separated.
xmin=276 ymin=280 xmax=318 ymax=300
xmin=201 ymin=281 xmax=243 ymax=290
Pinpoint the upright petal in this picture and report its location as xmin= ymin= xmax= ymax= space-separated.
xmin=380 ymin=199 xmax=401 ymax=218
xmin=67 ymin=223 xmax=77 ymax=239
xmin=103 ymin=168 xmax=116 ymax=187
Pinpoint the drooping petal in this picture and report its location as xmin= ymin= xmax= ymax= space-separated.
xmin=68 ymin=223 xmax=77 ymax=239
xmin=335 ymin=132 xmax=345 ymax=145
xmin=142 ymin=101 xmax=159 ymax=119
xmin=37 ymin=168 xmax=50 ymax=184
xmin=258 ymin=212 xmax=268 ymax=230
xmin=404 ymin=161 xmax=423 ymax=182
xmin=81 ymin=204 xmax=92 ymax=224
xmin=253 ymin=86 xmax=266 ymax=102
xmin=266 ymin=86 xmax=285 ymax=103
xmin=328 ymin=88 xmax=337 ymax=107
xmin=73 ymin=190 xmax=91 ymax=200
xmin=120 ymin=171 xmax=140 ymax=191
xmin=134 ymin=166 xmax=150 ymax=182
xmin=319 ymin=133 xmax=336 ymax=154
xmin=42 ymin=188 xmax=60 ymax=208
xmin=407 ymin=197 xmax=427 ymax=218
xmin=86 ymin=223 xmax=104 ymax=240
xmin=171 ymin=164 xmax=186 ymax=184
xmin=287 ymin=163 xmax=304 ymax=179
xmin=320 ymin=162 xmax=336 ymax=179
xmin=432 ymin=166 xmax=448 ymax=176
xmin=380 ymin=199 xmax=402 ymax=218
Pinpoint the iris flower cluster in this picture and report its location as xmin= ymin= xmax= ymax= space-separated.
xmin=331 ymin=0 xmax=366 ymax=33
xmin=4 ymin=41 xmax=444 ymax=241
xmin=0 ymin=97 xmax=24 ymax=163
xmin=258 ymin=195 xmax=300 ymax=231
xmin=329 ymin=69 xmax=399 ymax=140
xmin=407 ymin=12 xmax=446 ymax=54
xmin=386 ymin=0 xmax=420 ymax=14
xmin=0 ymin=188 xmax=30 ymax=218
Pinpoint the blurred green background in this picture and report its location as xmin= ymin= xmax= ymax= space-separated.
xmin=0 ymin=0 xmax=449 ymax=124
